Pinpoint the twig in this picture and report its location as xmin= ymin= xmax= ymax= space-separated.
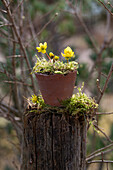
xmin=3 ymin=80 xmax=32 ymax=87
xmin=93 ymin=123 xmax=113 ymax=143
xmin=0 ymin=102 xmax=19 ymax=116
xmin=97 ymin=63 xmax=113 ymax=104
xmin=2 ymin=0 xmax=36 ymax=94
xmin=25 ymin=13 xmax=58 ymax=47
xmin=108 ymin=2 xmax=113 ymax=9
xmin=96 ymin=79 xmax=102 ymax=93
xmin=12 ymin=30 xmax=21 ymax=113
xmin=66 ymin=0 xmax=99 ymax=54
xmin=87 ymin=160 xmax=113 ymax=164
xmin=13 ymin=0 xmax=24 ymax=15
xmin=0 ymin=33 xmax=19 ymax=43
xmin=97 ymin=0 xmax=113 ymax=16
xmin=0 ymin=23 xmax=12 ymax=27
xmin=0 ymin=8 xmax=7 ymax=13
xmin=86 ymin=148 xmax=113 ymax=161
xmin=87 ymin=143 xmax=113 ymax=159
xmin=96 ymin=112 xmax=113 ymax=115
xmin=28 ymin=13 xmax=39 ymax=47
xmin=7 ymin=55 xmax=24 ymax=58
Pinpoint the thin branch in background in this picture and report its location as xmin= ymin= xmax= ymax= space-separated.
xmin=12 ymin=160 xmax=19 ymax=170
xmin=107 ymin=162 xmax=109 ymax=170
xmin=28 ymin=14 xmax=39 ymax=47
xmin=3 ymin=80 xmax=32 ymax=87
xmin=0 ymin=8 xmax=7 ymax=13
xmin=0 ymin=23 xmax=12 ymax=27
xmin=65 ymin=0 xmax=99 ymax=54
xmin=108 ymin=2 xmax=113 ymax=9
xmin=25 ymin=13 xmax=58 ymax=48
xmin=12 ymin=0 xmax=24 ymax=15
xmin=87 ymin=143 xmax=113 ymax=159
xmin=97 ymin=63 xmax=113 ymax=104
xmin=96 ymin=79 xmax=102 ymax=94
xmin=93 ymin=123 xmax=113 ymax=143
xmin=12 ymin=30 xmax=21 ymax=112
xmin=0 ymin=105 xmax=22 ymax=130
xmin=97 ymin=0 xmax=113 ymax=16
xmin=19 ymin=0 xmax=28 ymax=108
xmin=104 ymin=11 xmax=111 ymax=42
xmin=7 ymin=55 xmax=24 ymax=58
xmin=0 ymin=33 xmax=19 ymax=43
xmin=96 ymin=112 xmax=113 ymax=115
xmin=1 ymin=0 xmax=36 ymax=94
xmin=86 ymin=148 xmax=113 ymax=161
xmin=87 ymin=160 xmax=113 ymax=164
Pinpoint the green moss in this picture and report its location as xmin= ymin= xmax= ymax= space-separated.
xmin=32 ymin=56 xmax=78 ymax=75
xmin=27 ymin=83 xmax=98 ymax=119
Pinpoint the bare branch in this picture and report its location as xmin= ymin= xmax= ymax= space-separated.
xmin=93 ymin=123 xmax=113 ymax=143
xmin=87 ymin=143 xmax=113 ymax=159
xmin=12 ymin=0 xmax=24 ymax=15
xmin=0 ymin=23 xmax=12 ymax=27
xmin=0 ymin=102 xmax=20 ymax=116
xmin=96 ymin=112 xmax=113 ymax=115
xmin=3 ymin=80 xmax=32 ymax=87
xmin=66 ymin=0 xmax=99 ymax=54
xmin=86 ymin=148 xmax=113 ymax=161
xmin=25 ymin=13 xmax=58 ymax=48
xmin=87 ymin=160 xmax=113 ymax=164
xmin=0 ymin=8 xmax=7 ymax=13
xmin=1 ymin=0 xmax=36 ymax=94
xmin=97 ymin=63 xmax=113 ymax=104
xmin=97 ymin=0 xmax=113 ymax=16
xmin=96 ymin=79 xmax=102 ymax=94
xmin=7 ymin=55 xmax=24 ymax=58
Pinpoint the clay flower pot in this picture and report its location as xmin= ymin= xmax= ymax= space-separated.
xmin=35 ymin=70 xmax=77 ymax=106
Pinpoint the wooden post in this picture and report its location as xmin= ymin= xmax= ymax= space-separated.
xmin=23 ymin=109 xmax=87 ymax=170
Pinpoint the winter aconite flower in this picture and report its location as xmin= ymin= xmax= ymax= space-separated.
xmin=49 ymin=52 xmax=54 ymax=58
xmin=54 ymin=56 xmax=59 ymax=60
xmin=61 ymin=46 xmax=74 ymax=59
xmin=36 ymin=42 xmax=47 ymax=54
xmin=31 ymin=94 xmax=38 ymax=104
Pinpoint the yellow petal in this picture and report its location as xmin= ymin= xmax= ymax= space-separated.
xmin=61 ymin=52 xmax=65 ymax=57
xmin=39 ymin=43 xmax=43 ymax=47
xmin=36 ymin=47 xmax=40 ymax=50
xmin=44 ymin=42 xmax=47 ymax=48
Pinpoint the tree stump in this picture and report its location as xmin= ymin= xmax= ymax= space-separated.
xmin=23 ymin=108 xmax=87 ymax=170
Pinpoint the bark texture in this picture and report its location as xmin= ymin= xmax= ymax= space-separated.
xmin=23 ymin=110 xmax=87 ymax=170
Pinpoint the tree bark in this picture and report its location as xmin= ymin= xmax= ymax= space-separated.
xmin=23 ymin=110 xmax=87 ymax=170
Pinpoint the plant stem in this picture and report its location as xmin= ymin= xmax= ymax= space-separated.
xmin=46 ymin=52 xmax=51 ymax=61
xmin=67 ymin=59 xmax=69 ymax=63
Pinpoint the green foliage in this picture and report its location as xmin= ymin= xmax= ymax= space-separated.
xmin=62 ymin=83 xmax=98 ymax=115
xmin=32 ymin=56 xmax=78 ymax=75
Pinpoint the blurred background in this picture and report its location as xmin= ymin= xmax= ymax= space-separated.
xmin=0 ymin=0 xmax=113 ymax=169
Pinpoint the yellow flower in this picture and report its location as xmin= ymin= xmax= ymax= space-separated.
xmin=36 ymin=42 xmax=47 ymax=54
xmin=49 ymin=52 xmax=54 ymax=58
xmin=31 ymin=94 xmax=38 ymax=104
xmin=61 ymin=46 xmax=74 ymax=59
xmin=54 ymin=55 xmax=59 ymax=60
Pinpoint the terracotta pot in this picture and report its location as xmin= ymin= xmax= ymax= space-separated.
xmin=35 ymin=70 xmax=77 ymax=106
